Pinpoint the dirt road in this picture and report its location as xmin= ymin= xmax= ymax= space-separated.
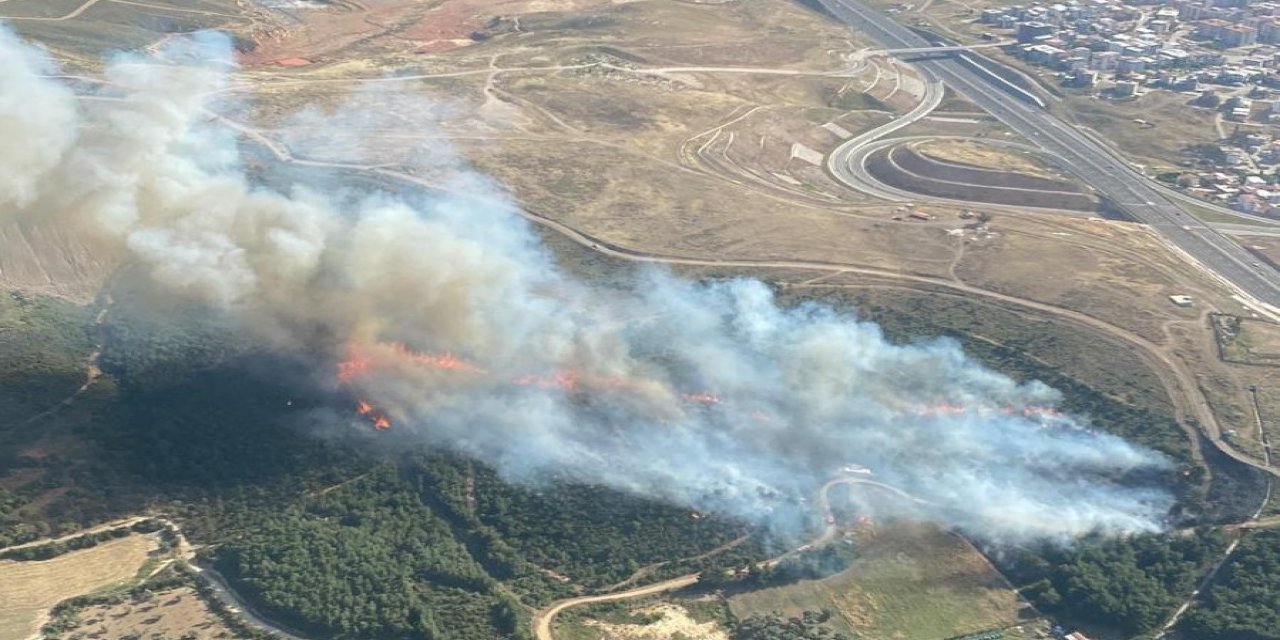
xmin=1155 ymin=387 xmax=1276 ymax=637
xmin=151 ymin=518 xmax=313 ymax=640
xmin=532 ymin=476 xmax=925 ymax=640
xmin=532 ymin=574 xmax=701 ymax=640
xmin=0 ymin=0 xmax=104 ymax=21
xmin=0 ymin=516 xmax=150 ymax=555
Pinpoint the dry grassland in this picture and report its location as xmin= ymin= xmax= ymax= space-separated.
xmin=0 ymin=0 xmax=90 ymax=20
xmin=1238 ymin=320 xmax=1280 ymax=357
xmin=948 ymin=215 xmax=1280 ymax=457
xmin=1238 ymin=234 xmax=1280 ymax=265
xmin=466 ymin=139 xmax=962 ymax=272
xmin=0 ymin=220 xmax=122 ymax=304
xmin=953 ymin=217 xmax=1240 ymax=342
xmin=915 ymin=138 xmax=1069 ymax=181
xmin=584 ymin=603 xmax=728 ymax=640
xmin=1058 ymin=92 xmax=1219 ymax=172
xmin=896 ymin=115 xmax=1018 ymax=141
xmin=729 ymin=523 xmax=1027 ymax=640
xmin=3 ymin=0 xmax=250 ymax=64
xmin=0 ymin=534 xmax=157 ymax=640
xmin=58 ymin=586 xmax=234 ymax=640
xmin=1206 ymin=316 xmax=1280 ymax=455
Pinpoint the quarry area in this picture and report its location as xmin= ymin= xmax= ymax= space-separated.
xmin=1 ymin=1 xmax=1280 ymax=640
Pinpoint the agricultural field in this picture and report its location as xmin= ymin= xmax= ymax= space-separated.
xmin=727 ymin=523 xmax=1036 ymax=640
xmin=0 ymin=533 xmax=159 ymax=640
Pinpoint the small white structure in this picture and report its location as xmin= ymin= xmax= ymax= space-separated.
xmin=1169 ymin=294 xmax=1194 ymax=307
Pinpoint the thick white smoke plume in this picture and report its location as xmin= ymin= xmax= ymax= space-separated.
xmin=0 ymin=28 xmax=1174 ymax=543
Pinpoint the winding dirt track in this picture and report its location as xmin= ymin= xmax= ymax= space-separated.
xmin=0 ymin=0 xmax=104 ymax=21
xmin=531 ymin=477 xmax=918 ymax=640
xmin=0 ymin=517 xmax=150 ymax=555
xmin=0 ymin=516 xmax=308 ymax=640
xmin=1156 ymin=387 xmax=1278 ymax=637
xmin=531 ymin=574 xmax=701 ymax=640
xmin=161 ymin=518 xmax=312 ymax=640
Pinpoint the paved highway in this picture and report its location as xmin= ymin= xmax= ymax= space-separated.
xmin=836 ymin=134 xmax=1280 ymax=234
xmin=819 ymin=0 xmax=1280 ymax=309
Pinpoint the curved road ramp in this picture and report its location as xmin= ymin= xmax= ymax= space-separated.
xmin=866 ymin=142 xmax=1100 ymax=211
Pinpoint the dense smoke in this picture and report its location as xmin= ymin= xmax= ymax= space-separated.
xmin=0 ymin=28 xmax=1174 ymax=543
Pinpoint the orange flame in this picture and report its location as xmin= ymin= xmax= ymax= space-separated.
xmin=336 ymin=343 xmax=485 ymax=385
xmin=336 ymin=341 xmax=1068 ymax=436
xmin=353 ymin=397 xmax=391 ymax=430
xmin=389 ymin=342 xmax=486 ymax=374
xmin=337 ymin=356 xmax=371 ymax=383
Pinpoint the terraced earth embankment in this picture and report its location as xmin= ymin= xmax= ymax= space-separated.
xmin=867 ymin=142 xmax=1099 ymax=211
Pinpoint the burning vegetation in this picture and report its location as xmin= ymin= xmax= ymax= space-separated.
xmin=0 ymin=28 xmax=1175 ymax=543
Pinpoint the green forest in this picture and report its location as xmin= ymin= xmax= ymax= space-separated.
xmin=1007 ymin=529 xmax=1228 ymax=635
xmin=1182 ymin=529 xmax=1280 ymax=640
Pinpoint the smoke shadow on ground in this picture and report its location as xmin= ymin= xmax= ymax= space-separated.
xmin=1196 ymin=431 xmax=1271 ymax=524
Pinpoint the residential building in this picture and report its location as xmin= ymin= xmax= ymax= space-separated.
xmin=1018 ymin=21 xmax=1057 ymax=42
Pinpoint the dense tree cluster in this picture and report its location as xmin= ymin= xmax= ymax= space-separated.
xmin=699 ymin=540 xmax=858 ymax=591
xmin=217 ymin=465 xmax=514 ymax=640
xmin=469 ymin=468 xmax=756 ymax=590
xmin=766 ymin=542 xmax=858 ymax=584
xmin=96 ymin=277 xmax=254 ymax=392
xmin=1007 ymin=529 xmax=1227 ymax=635
xmin=0 ymin=291 xmax=95 ymax=425
xmin=83 ymin=298 xmax=765 ymax=638
xmin=200 ymin=452 xmax=759 ymax=638
xmin=0 ymin=519 xmax=161 ymax=561
xmin=730 ymin=611 xmax=852 ymax=640
xmin=0 ymin=291 xmax=121 ymax=547
xmin=12 ymin=284 xmax=764 ymax=639
xmin=1181 ymin=529 xmax=1280 ymax=640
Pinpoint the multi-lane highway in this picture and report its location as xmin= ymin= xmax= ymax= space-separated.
xmin=819 ymin=0 xmax=1280 ymax=309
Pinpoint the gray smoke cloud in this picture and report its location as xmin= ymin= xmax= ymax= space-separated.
xmin=0 ymin=28 xmax=1174 ymax=543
